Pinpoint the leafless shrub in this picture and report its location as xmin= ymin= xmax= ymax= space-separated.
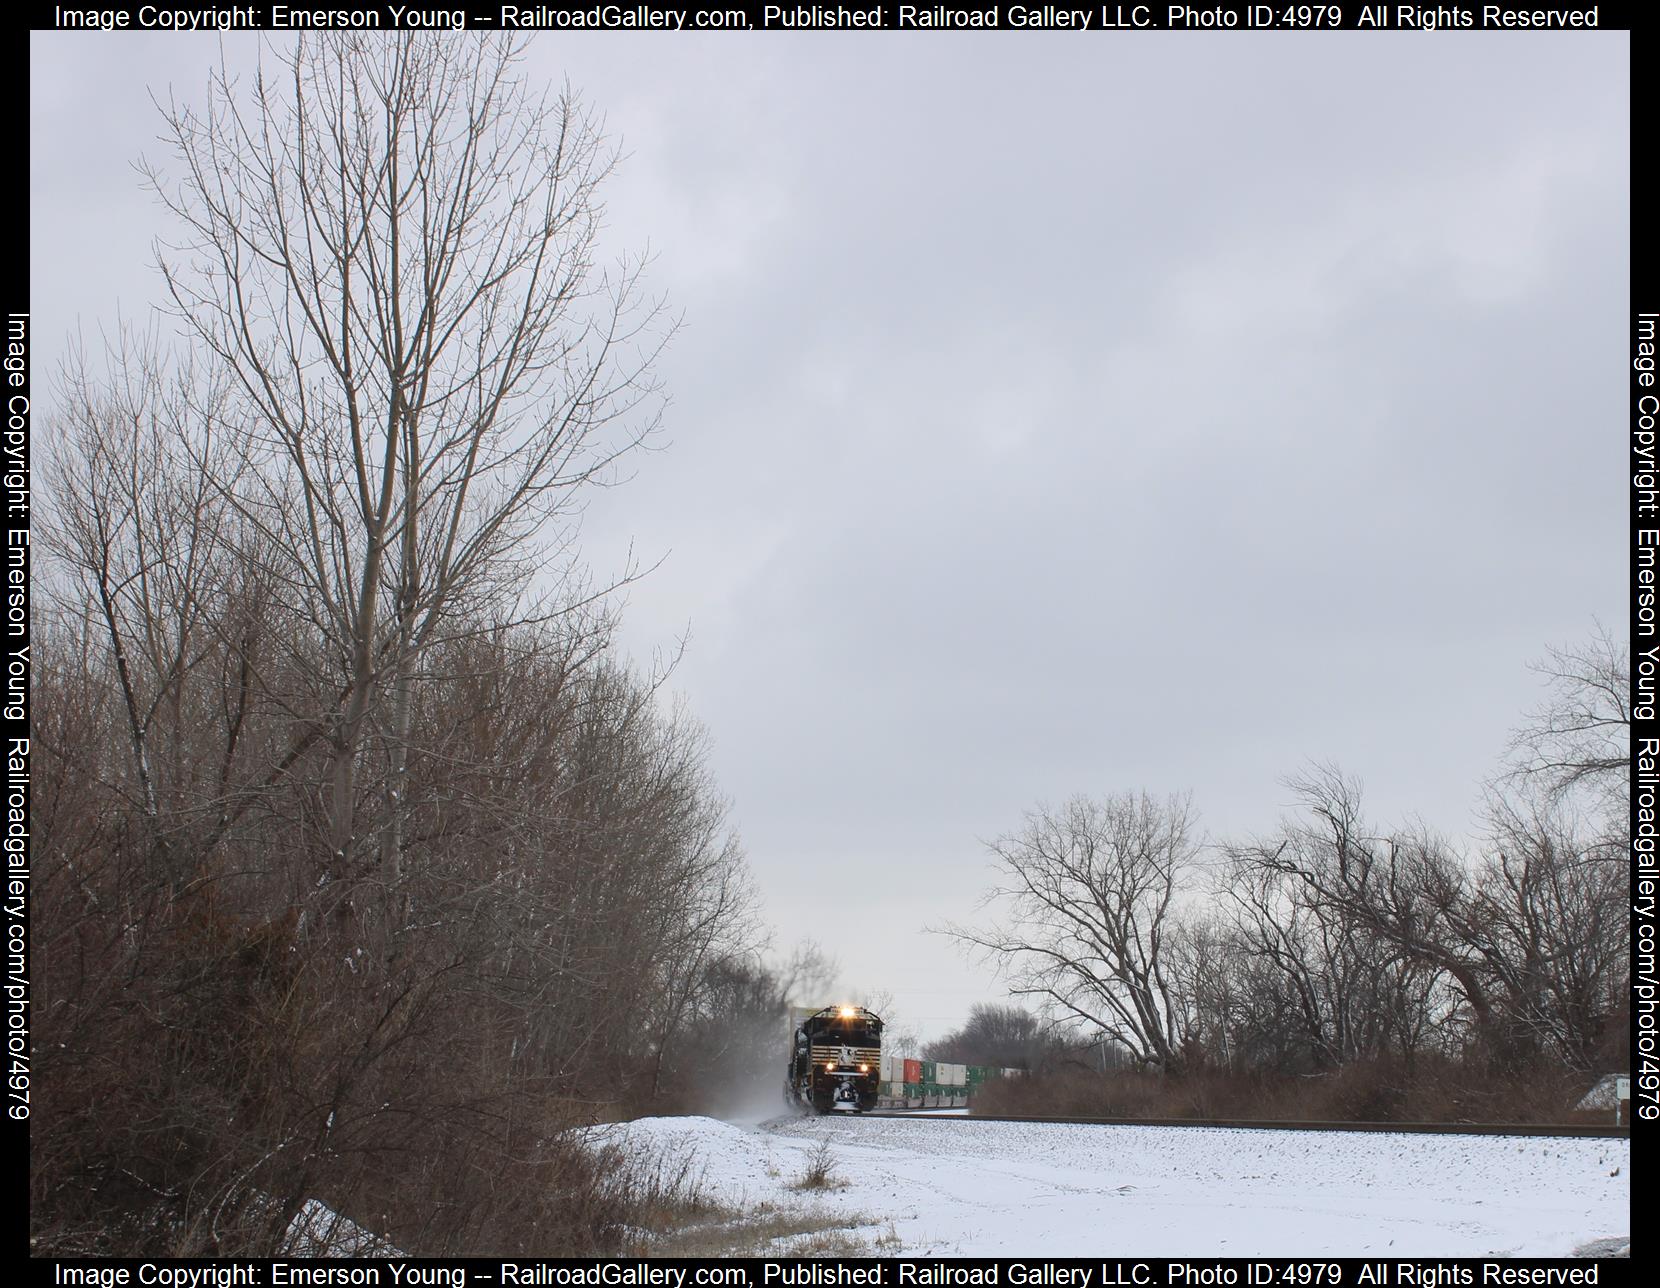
xmin=789 ymin=1139 xmax=846 ymax=1193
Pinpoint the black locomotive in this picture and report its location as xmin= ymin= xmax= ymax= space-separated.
xmin=785 ymin=1005 xmax=883 ymax=1114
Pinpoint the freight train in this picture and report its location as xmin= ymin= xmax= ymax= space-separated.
xmin=786 ymin=1004 xmax=1022 ymax=1114
xmin=786 ymin=1005 xmax=884 ymax=1113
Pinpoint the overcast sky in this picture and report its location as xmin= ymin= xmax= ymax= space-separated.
xmin=30 ymin=30 xmax=1628 ymax=1043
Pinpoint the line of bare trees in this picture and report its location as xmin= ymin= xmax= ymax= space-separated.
xmin=33 ymin=34 xmax=777 ymax=1256
xmin=923 ymin=1003 xmax=1091 ymax=1070
xmin=948 ymin=630 xmax=1629 ymax=1103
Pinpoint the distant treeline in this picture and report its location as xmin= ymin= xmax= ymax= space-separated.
xmin=936 ymin=631 xmax=1629 ymax=1122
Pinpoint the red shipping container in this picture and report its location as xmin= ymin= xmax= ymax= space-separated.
xmin=903 ymin=1059 xmax=922 ymax=1085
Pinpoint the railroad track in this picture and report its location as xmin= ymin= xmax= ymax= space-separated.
xmin=862 ymin=1110 xmax=1629 ymax=1138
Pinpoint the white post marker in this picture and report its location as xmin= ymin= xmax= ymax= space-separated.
xmin=1616 ymin=1076 xmax=1630 ymax=1127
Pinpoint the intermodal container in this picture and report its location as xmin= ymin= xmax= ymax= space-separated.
xmin=904 ymin=1058 xmax=922 ymax=1084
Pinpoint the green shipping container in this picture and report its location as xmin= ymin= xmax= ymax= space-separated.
xmin=920 ymin=1061 xmax=936 ymax=1084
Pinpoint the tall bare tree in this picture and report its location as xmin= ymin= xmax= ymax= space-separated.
xmin=32 ymin=37 xmax=782 ymax=1255
xmin=945 ymin=792 xmax=1199 ymax=1071
xmin=1240 ymin=764 xmax=1622 ymax=1072
xmin=144 ymin=33 xmax=672 ymax=885
xmin=1210 ymin=848 xmax=1445 ymax=1073
xmin=1504 ymin=624 xmax=1629 ymax=810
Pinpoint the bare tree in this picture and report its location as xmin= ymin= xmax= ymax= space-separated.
xmin=144 ymin=33 xmax=672 ymax=885
xmin=33 ymin=38 xmax=784 ymax=1255
xmin=851 ymin=986 xmax=898 ymax=1019
xmin=774 ymin=940 xmax=840 ymax=1012
xmin=924 ymin=1003 xmax=1066 ymax=1070
xmin=1472 ymin=787 xmax=1627 ymax=1070
xmin=1212 ymin=848 xmax=1446 ymax=1073
xmin=1242 ymin=764 xmax=1621 ymax=1072
xmin=38 ymin=332 xmax=254 ymax=886
xmin=1504 ymin=624 xmax=1629 ymax=809
xmin=945 ymin=792 xmax=1200 ymax=1071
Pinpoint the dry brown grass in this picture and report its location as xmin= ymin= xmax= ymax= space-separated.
xmin=626 ymin=1202 xmax=897 ymax=1258
xmin=971 ymin=1059 xmax=1615 ymax=1126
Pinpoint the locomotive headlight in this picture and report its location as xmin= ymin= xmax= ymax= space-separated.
xmin=838 ymin=1006 xmax=857 ymax=1018
xmin=858 ymin=1063 xmax=869 ymax=1073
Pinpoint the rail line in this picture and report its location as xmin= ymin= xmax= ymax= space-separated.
xmin=862 ymin=1110 xmax=1629 ymax=1138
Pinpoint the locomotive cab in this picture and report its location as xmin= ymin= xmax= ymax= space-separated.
xmin=786 ymin=1005 xmax=883 ymax=1114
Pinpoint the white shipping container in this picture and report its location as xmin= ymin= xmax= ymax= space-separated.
xmin=944 ymin=1063 xmax=966 ymax=1086
xmin=787 ymin=1005 xmax=816 ymax=1048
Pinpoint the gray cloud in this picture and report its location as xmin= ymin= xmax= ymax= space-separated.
xmin=30 ymin=30 xmax=1628 ymax=1040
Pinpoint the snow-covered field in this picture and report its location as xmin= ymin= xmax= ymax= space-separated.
xmin=592 ymin=1114 xmax=1629 ymax=1258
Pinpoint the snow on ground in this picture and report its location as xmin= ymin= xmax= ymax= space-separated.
xmin=595 ymin=1113 xmax=1629 ymax=1258
xmin=284 ymin=1197 xmax=404 ymax=1256
xmin=586 ymin=1115 xmax=791 ymax=1210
